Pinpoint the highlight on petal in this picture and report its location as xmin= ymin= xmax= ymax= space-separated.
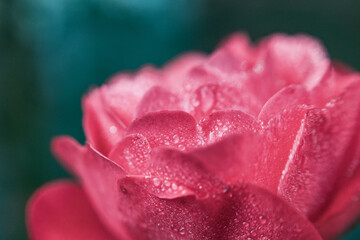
xmin=27 ymin=181 xmax=117 ymax=240
xmin=277 ymin=109 xmax=340 ymax=220
xmin=260 ymin=105 xmax=312 ymax=192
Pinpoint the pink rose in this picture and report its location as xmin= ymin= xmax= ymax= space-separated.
xmin=27 ymin=33 xmax=360 ymax=240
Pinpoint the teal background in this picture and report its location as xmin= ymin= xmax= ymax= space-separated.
xmin=1 ymin=0 xmax=360 ymax=239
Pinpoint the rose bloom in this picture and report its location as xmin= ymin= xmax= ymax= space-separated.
xmin=27 ymin=33 xmax=360 ymax=240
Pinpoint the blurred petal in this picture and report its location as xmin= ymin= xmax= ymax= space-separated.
xmin=83 ymin=89 xmax=125 ymax=155
xmin=27 ymin=182 xmax=117 ymax=240
xmin=135 ymin=87 xmax=182 ymax=118
xmin=51 ymin=136 xmax=85 ymax=175
xmin=315 ymin=168 xmax=360 ymax=239
xmin=261 ymin=34 xmax=330 ymax=90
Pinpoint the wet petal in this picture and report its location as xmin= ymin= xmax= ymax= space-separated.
xmin=27 ymin=181 xmax=118 ymax=240
xmin=214 ymin=184 xmax=322 ymax=240
xmin=258 ymin=105 xmax=312 ymax=191
xmin=146 ymin=147 xmax=226 ymax=197
xmin=126 ymin=111 xmax=200 ymax=150
xmin=277 ymin=109 xmax=340 ymax=220
xmin=199 ymin=110 xmax=261 ymax=144
xmin=190 ymin=134 xmax=259 ymax=184
xmin=108 ymin=134 xmax=151 ymax=174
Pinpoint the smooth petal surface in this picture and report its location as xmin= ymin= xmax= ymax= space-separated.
xmin=315 ymin=168 xmax=360 ymax=239
xmin=261 ymin=34 xmax=329 ymax=90
xmin=83 ymin=89 xmax=125 ymax=155
xmin=258 ymin=84 xmax=309 ymax=123
xmin=51 ymin=136 xmax=85 ymax=175
xmin=135 ymin=87 xmax=182 ymax=118
xmin=27 ymin=181 xmax=117 ymax=240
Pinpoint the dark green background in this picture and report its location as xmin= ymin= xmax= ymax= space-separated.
xmin=1 ymin=0 xmax=360 ymax=239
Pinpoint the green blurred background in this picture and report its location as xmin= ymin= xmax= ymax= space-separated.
xmin=1 ymin=0 xmax=360 ymax=239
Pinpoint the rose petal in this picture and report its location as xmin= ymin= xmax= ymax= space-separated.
xmin=258 ymin=84 xmax=310 ymax=123
xmin=112 ymin=177 xmax=323 ymax=240
xmin=103 ymin=66 xmax=161 ymax=124
xmin=219 ymin=32 xmax=256 ymax=64
xmin=315 ymin=168 xmax=360 ymax=239
xmin=259 ymin=105 xmax=312 ymax=192
xmin=199 ymin=110 xmax=261 ymax=144
xmin=26 ymin=181 xmax=117 ymax=240
xmin=51 ymin=136 xmax=85 ymax=175
xmin=75 ymin=143 xmax=200 ymax=239
xmin=277 ymin=109 xmax=341 ymax=220
xmin=190 ymin=134 xmax=259 ymax=184
xmin=82 ymin=89 xmax=125 ymax=155
xmin=214 ymin=184 xmax=322 ymax=240
xmin=327 ymin=79 xmax=360 ymax=184
xmin=261 ymin=34 xmax=330 ymax=90
xmin=135 ymin=87 xmax=182 ymax=119
xmin=108 ymin=133 xmax=151 ymax=174
xmin=125 ymin=111 xmax=201 ymax=150
xmin=146 ymin=147 xmax=226 ymax=197
xmin=163 ymin=52 xmax=206 ymax=87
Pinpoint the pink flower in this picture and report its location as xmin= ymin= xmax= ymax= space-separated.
xmin=27 ymin=33 xmax=360 ymax=240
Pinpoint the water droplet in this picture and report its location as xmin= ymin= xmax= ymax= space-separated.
xmin=119 ymin=185 xmax=127 ymax=194
xmin=109 ymin=126 xmax=118 ymax=134
xmin=172 ymin=183 xmax=178 ymax=190
xmin=178 ymin=145 xmax=185 ymax=151
xmin=173 ymin=134 xmax=180 ymax=144
xmin=179 ymin=227 xmax=185 ymax=235
xmin=153 ymin=178 xmax=161 ymax=187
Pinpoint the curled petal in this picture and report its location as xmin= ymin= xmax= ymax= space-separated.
xmin=27 ymin=181 xmax=118 ymax=240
